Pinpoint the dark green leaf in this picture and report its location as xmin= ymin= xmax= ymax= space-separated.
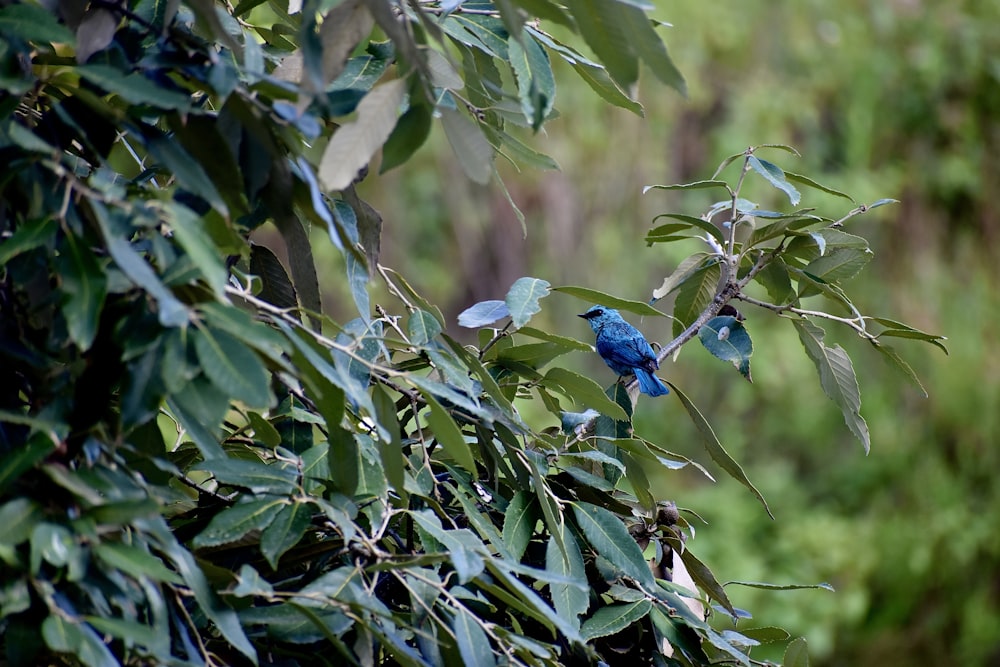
xmin=0 ymin=498 xmax=43 ymax=547
xmin=193 ymin=326 xmax=273 ymax=409
xmin=565 ymin=0 xmax=638 ymax=88
xmin=93 ymin=542 xmax=182 ymax=585
xmin=163 ymin=202 xmax=228 ymax=299
xmin=0 ymin=3 xmax=75 ymax=44
xmin=508 ymin=34 xmax=555 ymax=130
xmin=726 ymin=580 xmax=834 ymax=592
xmin=261 ymin=500 xmax=313 ymax=568
xmin=580 ymin=600 xmax=652 ymax=641
xmin=698 ymin=316 xmax=753 ymax=381
xmin=543 ymin=368 xmax=629 ymax=421
xmin=422 ymin=391 xmax=476 ymax=472
xmin=619 ymin=7 xmax=685 ymax=94
xmin=272 ymin=211 xmax=323 ymax=329
xmin=546 ymin=522 xmax=588 ymax=629
xmin=784 ymin=171 xmax=855 ymax=202
xmin=56 ymin=232 xmax=107 ymax=350
xmin=192 ymin=458 xmax=298 ymax=494
xmin=0 ymin=433 xmax=56 ymax=495
xmin=380 ymin=100 xmax=433 ymax=173
xmin=747 ymin=155 xmax=801 ymax=206
xmin=250 ymin=243 xmax=298 ymax=311
xmin=872 ymin=342 xmax=928 ymax=396
xmin=552 ymin=286 xmax=667 ymax=317
xmin=672 ymin=261 xmax=721 ymax=338
xmin=502 ymin=491 xmax=538 ymax=562
xmin=572 ymin=502 xmax=654 ymax=588
xmin=452 ymin=607 xmax=496 ymax=667
xmin=192 ymin=498 xmax=286 ymax=548
xmin=0 ymin=218 xmax=56 ymax=265
xmin=793 ymin=319 xmax=870 ymax=452
xmin=145 ymin=131 xmax=226 ymax=214
xmin=668 ymin=382 xmax=773 ymax=517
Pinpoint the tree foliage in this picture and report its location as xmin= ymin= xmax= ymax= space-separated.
xmin=0 ymin=1 xmax=943 ymax=666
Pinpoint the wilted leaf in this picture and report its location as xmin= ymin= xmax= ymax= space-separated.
xmin=320 ymin=78 xmax=406 ymax=191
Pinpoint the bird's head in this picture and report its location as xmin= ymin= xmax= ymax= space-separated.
xmin=578 ymin=305 xmax=621 ymax=330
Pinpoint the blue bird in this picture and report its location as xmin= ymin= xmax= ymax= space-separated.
xmin=579 ymin=305 xmax=669 ymax=397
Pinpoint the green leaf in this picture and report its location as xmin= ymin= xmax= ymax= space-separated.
xmin=672 ymin=261 xmax=721 ymax=339
xmin=801 ymin=247 xmax=872 ymax=286
xmin=502 ymin=491 xmax=538 ymax=562
xmin=82 ymin=616 xmax=160 ymax=652
xmin=193 ymin=498 xmax=286 ymax=548
xmin=651 ymin=253 xmax=712 ymax=302
xmin=872 ymin=342 xmax=928 ymax=396
xmin=0 ymin=498 xmax=43 ymax=547
xmin=441 ymin=107 xmax=494 ymax=184
xmin=42 ymin=615 xmax=119 ymax=667
xmin=572 ymin=502 xmax=654 ymax=588
xmin=505 ymin=276 xmax=551 ymax=328
xmin=508 ymin=34 xmax=555 ymax=130
xmin=458 ymin=300 xmax=509 ymax=328
xmin=93 ymin=542 xmax=182 ymax=585
xmin=145 ymin=130 xmax=227 ymax=215
xmin=552 ymin=286 xmax=667 ymax=317
xmin=452 ymin=607 xmax=496 ymax=667
xmin=380 ymin=100 xmax=432 ymax=173
xmin=784 ymin=636 xmax=811 ymax=667
xmin=422 ymin=391 xmax=476 ymax=473
xmin=250 ymin=243 xmax=298 ymax=311
xmin=747 ymin=155 xmax=801 ymax=206
xmin=565 ymin=0 xmax=638 ymax=88
xmin=872 ymin=317 xmax=948 ymax=354
xmin=163 ymin=202 xmax=228 ymax=299
xmin=619 ymin=7 xmax=685 ymax=94
xmin=0 ymin=218 xmax=56 ymax=265
xmin=56 ymin=232 xmax=107 ymax=350
xmin=542 ymin=367 xmax=629 ymax=421
xmin=0 ymin=3 xmax=75 ymax=44
xmin=784 ymin=171 xmax=855 ymax=202
xmin=649 ymin=213 xmax=725 ymax=243
xmin=372 ymin=384 xmax=406 ymax=496
xmin=320 ymin=78 xmax=405 ymax=191
xmin=726 ymin=580 xmax=834 ymax=592
xmin=141 ymin=517 xmax=258 ymax=664
xmin=668 ymin=382 xmax=773 ymax=518
xmin=670 ymin=540 xmax=735 ymax=616
xmin=546 ymin=522 xmax=588 ymax=629
xmin=247 ymin=411 xmax=282 ymax=447
xmin=567 ymin=60 xmax=643 ymax=115
xmin=261 ymin=500 xmax=313 ymax=568
xmin=793 ymin=319 xmax=870 ymax=452
xmin=91 ymin=204 xmax=189 ymax=327
xmin=406 ymin=309 xmax=441 ymax=346
xmin=194 ymin=326 xmax=273 ymax=409
xmin=698 ymin=316 xmax=753 ymax=381
xmin=643 ymin=180 xmax=730 ymax=194
xmin=191 ymin=458 xmax=298 ymax=494
xmin=272 ymin=210 xmax=324 ymax=329
xmin=0 ymin=433 xmax=56 ymax=496
xmin=580 ymin=600 xmax=652 ymax=641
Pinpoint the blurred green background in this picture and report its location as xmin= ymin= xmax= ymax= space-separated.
xmin=312 ymin=1 xmax=1000 ymax=664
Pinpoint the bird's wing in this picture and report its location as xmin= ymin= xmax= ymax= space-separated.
xmin=597 ymin=323 xmax=659 ymax=371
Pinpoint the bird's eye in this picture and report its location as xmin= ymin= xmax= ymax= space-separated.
xmin=593 ymin=309 xmax=603 ymax=316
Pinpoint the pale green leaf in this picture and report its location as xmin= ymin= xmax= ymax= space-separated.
xmin=319 ymin=78 xmax=406 ymax=191
xmin=505 ymin=276 xmax=551 ymax=328
xmin=441 ymin=107 xmax=494 ymax=184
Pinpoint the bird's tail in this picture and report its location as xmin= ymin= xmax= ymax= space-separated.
xmin=635 ymin=368 xmax=669 ymax=397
